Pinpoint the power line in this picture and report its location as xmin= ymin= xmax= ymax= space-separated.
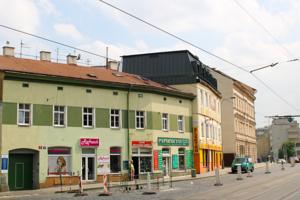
xmin=0 ymin=24 xmax=119 ymax=62
xmin=232 ymin=0 xmax=294 ymax=58
xmin=97 ymin=0 xmax=249 ymax=73
xmin=97 ymin=0 xmax=300 ymax=113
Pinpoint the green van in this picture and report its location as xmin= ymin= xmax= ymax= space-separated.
xmin=231 ymin=157 xmax=254 ymax=173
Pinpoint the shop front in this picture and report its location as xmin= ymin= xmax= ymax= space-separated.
xmin=131 ymin=141 xmax=152 ymax=179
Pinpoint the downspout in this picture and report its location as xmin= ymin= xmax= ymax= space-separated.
xmin=127 ymin=84 xmax=131 ymax=172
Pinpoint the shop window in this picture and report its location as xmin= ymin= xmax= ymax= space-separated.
xmin=178 ymin=148 xmax=185 ymax=170
xmin=83 ymin=107 xmax=94 ymax=128
xmin=53 ymin=105 xmax=65 ymax=127
xmin=178 ymin=115 xmax=184 ymax=132
xmin=110 ymin=109 xmax=120 ymax=128
xmin=18 ymin=103 xmax=31 ymax=125
xmin=48 ymin=147 xmax=71 ymax=175
xmin=132 ymin=148 xmax=152 ymax=174
xmin=110 ymin=147 xmax=121 ymax=173
xmin=136 ymin=111 xmax=145 ymax=129
xmin=162 ymin=113 xmax=168 ymax=131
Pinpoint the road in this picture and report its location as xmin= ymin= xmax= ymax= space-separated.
xmin=2 ymin=163 xmax=300 ymax=200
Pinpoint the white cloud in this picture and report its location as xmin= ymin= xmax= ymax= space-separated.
xmin=54 ymin=23 xmax=83 ymax=40
xmin=37 ymin=0 xmax=60 ymax=17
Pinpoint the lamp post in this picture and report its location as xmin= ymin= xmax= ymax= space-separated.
xmin=220 ymin=96 xmax=236 ymax=169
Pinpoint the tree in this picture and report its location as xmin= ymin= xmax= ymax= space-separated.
xmin=281 ymin=141 xmax=296 ymax=159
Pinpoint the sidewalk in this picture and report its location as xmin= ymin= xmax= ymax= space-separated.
xmin=0 ymin=163 xmax=268 ymax=198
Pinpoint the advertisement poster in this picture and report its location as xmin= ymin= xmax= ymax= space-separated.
xmin=1 ymin=155 xmax=8 ymax=173
xmin=97 ymin=155 xmax=110 ymax=175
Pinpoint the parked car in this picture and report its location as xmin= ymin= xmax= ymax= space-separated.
xmin=231 ymin=157 xmax=254 ymax=173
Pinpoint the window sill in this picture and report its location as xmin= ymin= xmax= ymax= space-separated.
xmin=53 ymin=125 xmax=66 ymax=128
xmin=82 ymin=126 xmax=94 ymax=129
xmin=18 ymin=124 xmax=31 ymax=127
xmin=136 ymin=128 xmax=145 ymax=130
xmin=110 ymin=127 xmax=121 ymax=130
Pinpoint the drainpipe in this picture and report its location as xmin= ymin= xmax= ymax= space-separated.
xmin=127 ymin=85 xmax=131 ymax=172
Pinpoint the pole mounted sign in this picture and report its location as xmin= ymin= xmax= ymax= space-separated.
xmin=157 ymin=137 xmax=189 ymax=146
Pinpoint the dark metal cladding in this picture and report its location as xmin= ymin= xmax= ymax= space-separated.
xmin=122 ymin=50 xmax=218 ymax=90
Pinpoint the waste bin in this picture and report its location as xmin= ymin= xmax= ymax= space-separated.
xmin=191 ymin=169 xmax=196 ymax=177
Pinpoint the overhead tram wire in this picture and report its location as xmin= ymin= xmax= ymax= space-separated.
xmin=0 ymin=24 xmax=119 ymax=62
xmin=232 ymin=0 xmax=294 ymax=58
xmin=97 ymin=0 xmax=300 ymax=113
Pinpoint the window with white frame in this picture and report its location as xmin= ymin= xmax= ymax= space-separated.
xmin=178 ymin=148 xmax=185 ymax=170
xmin=53 ymin=106 xmax=65 ymax=127
xmin=136 ymin=111 xmax=145 ymax=129
xmin=162 ymin=113 xmax=168 ymax=131
xmin=178 ymin=115 xmax=184 ymax=132
xmin=18 ymin=103 xmax=31 ymax=125
xmin=206 ymin=123 xmax=209 ymax=138
xmin=201 ymin=122 xmax=205 ymax=137
xmin=83 ymin=107 xmax=93 ymax=127
xmin=110 ymin=109 xmax=120 ymax=128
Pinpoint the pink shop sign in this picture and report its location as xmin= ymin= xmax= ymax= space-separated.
xmin=80 ymin=138 xmax=99 ymax=147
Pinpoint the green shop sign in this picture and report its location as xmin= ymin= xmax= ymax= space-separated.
xmin=158 ymin=137 xmax=189 ymax=146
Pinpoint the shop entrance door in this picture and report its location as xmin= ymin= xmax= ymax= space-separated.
xmin=163 ymin=157 xmax=170 ymax=177
xmin=81 ymin=156 xmax=95 ymax=181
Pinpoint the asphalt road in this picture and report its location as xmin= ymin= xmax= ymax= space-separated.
xmin=3 ymin=163 xmax=300 ymax=200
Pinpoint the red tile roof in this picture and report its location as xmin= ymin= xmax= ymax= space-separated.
xmin=0 ymin=56 xmax=194 ymax=98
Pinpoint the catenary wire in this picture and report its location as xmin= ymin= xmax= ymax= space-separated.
xmin=0 ymin=24 xmax=119 ymax=62
xmin=97 ymin=0 xmax=300 ymax=112
xmin=232 ymin=0 xmax=294 ymax=58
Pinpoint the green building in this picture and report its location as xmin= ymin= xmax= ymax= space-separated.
xmin=0 ymin=47 xmax=194 ymax=191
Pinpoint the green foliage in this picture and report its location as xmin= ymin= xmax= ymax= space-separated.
xmin=278 ymin=149 xmax=284 ymax=159
xmin=281 ymin=141 xmax=296 ymax=158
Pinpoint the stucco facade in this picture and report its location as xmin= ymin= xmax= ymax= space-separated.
xmin=0 ymin=55 xmax=194 ymax=191
xmin=209 ymin=69 xmax=257 ymax=166
xmin=172 ymin=83 xmax=222 ymax=173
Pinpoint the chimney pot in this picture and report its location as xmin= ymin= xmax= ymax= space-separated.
xmin=2 ymin=46 xmax=15 ymax=57
xmin=67 ymin=55 xmax=77 ymax=65
xmin=107 ymin=61 xmax=119 ymax=70
xmin=40 ymin=51 xmax=51 ymax=62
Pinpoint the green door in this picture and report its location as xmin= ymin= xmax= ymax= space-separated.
xmin=8 ymin=154 xmax=33 ymax=190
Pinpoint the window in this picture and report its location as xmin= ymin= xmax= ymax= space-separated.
xmin=18 ymin=103 xmax=31 ymax=125
xmin=162 ymin=113 xmax=168 ymax=131
xmin=83 ymin=107 xmax=94 ymax=127
xmin=132 ymin=148 xmax=152 ymax=174
xmin=206 ymin=123 xmax=209 ymax=138
xmin=179 ymin=148 xmax=185 ymax=170
xmin=110 ymin=147 xmax=121 ymax=173
xmin=48 ymin=147 xmax=71 ymax=175
xmin=178 ymin=115 xmax=184 ymax=132
xmin=201 ymin=122 xmax=205 ymax=137
xmin=53 ymin=106 xmax=65 ymax=127
xmin=136 ymin=111 xmax=145 ymax=129
xmin=110 ymin=109 xmax=120 ymax=128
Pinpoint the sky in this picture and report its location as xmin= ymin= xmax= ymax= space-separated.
xmin=0 ymin=0 xmax=300 ymax=128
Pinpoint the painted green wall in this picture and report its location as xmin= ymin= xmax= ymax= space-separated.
xmin=67 ymin=106 xmax=82 ymax=127
xmin=2 ymin=102 xmax=17 ymax=124
xmin=96 ymin=108 xmax=109 ymax=128
xmin=33 ymin=104 xmax=52 ymax=126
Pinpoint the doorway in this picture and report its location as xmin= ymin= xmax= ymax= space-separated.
xmin=81 ymin=148 xmax=96 ymax=181
xmin=162 ymin=157 xmax=170 ymax=177
xmin=8 ymin=149 xmax=39 ymax=191
xmin=132 ymin=157 xmax=139 ymax=179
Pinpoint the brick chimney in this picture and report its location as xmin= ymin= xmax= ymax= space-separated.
xmin=2 ymin=46 xmax=15 ymax=57
xmin=67 ymin=55 xmax=77 ymax=65
xmin=40 ymin=51 xmax=51 ymax=62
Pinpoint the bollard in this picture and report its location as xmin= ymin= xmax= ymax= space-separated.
xmin=169 ymin=173 xmax=173 ymax=188
xmin=74 ymin=172 xmax=88 ymax=197
xmin=157 ymin=177 xmax=160 ymax=191
xmin=142 ymin=172 xmax=156 ymax=195
xmin=290 ymin=158 xmax=295 ymax=167
xmin=265 ymin=161 xmax=271 ymax=174
xmin=99 ymin=174 xmax=112 ymax=196
xmin=214 ymin=168 xmax=223 ymax=186
xmin=281 ymin=161 xmax=285 ymax=170
xmin=236 ymin=165 xmax=243 ymax=181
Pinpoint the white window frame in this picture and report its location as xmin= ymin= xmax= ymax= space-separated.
xmin=53 ymin=105 xmax=66 ymax=127
xmin=162 ymin=113 xmax=169 ymax=131
xmin=17 ymin=103 xmax=31 ymax=126
xmin=110 ymin=109 xmax=121 ymax=129
xmin=135 ymin=110 xmax=145 ymax=129
xmin=178 ymin=115 xmax=184 ymax=133
xmin=82 ymin=107 xmax=94 ymax=128
xmin=178 ymin=148 xmax=186 ymax=170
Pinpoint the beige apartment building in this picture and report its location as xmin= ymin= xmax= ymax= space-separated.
xmin=209 ymin=69 xmax=257 ymax=166
xmin=256 ymin=127 xmax=270 ymax=162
